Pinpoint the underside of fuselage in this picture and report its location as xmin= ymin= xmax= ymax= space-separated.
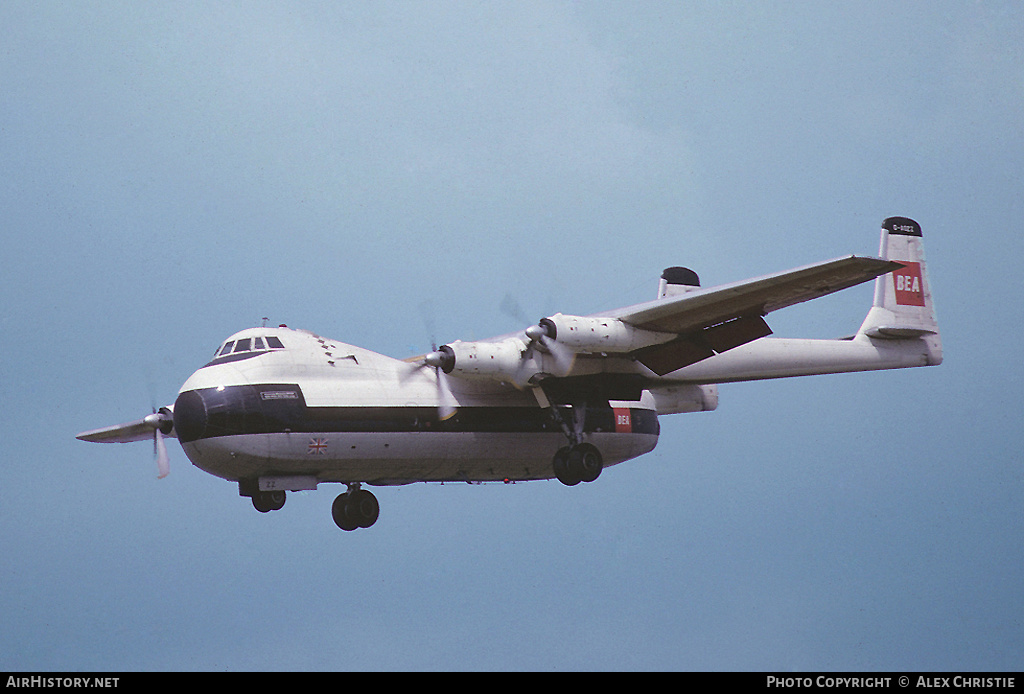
xmin=182 ymin=429 xmax=658 ymax=486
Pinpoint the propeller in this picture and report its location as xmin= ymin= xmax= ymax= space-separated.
xmin=401 ymin=301 xmax=458 ymax=421
xmin=403 ymin=344 xmax=458 ymax=421
xmin=524 ymin=318 xmax=575 ymax=377
xmin=426 ymin=344 xmax=458 ymax=420
xmin=154 ymin=425 xmax=169 ymax=479
xmin=501 ymin=294 xmax=575 ymax=378
xmin=143 ymin=408 xmax=174 ymax=478
xmin=77 ymin=405 xmax=175 ymax=478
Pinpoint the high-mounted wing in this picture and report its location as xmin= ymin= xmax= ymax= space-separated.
xmin=603 ymin=255 xmax=901 ymax=375
xmin=77 ymin=417 xmax=163 ymax=443
xmin=606 ymin=255 xmax=902 ymax=334
xmin=76 ymin=408 xmax=175 ymax=478
xmin=410 ymin=254 xmax=902 ymax=386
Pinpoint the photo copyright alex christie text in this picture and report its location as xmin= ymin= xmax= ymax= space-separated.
xmin=766 ymin=676 xmax=1015 ymax=689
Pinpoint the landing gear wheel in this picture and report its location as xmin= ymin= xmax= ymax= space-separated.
xmin=252 ymin=490 xmax=286 ymax=513
xmin=554 ymin=444 xmax=603 ymax=486
xmin=268 ymin=490 xmax=286 ymax=510
xmin=347 ymin=489 xmax=380 ymax=528
xmin=332 ymin=493 xmax=358 ymax=530
xmin=332 ymin=489 xmax=380 ymax=531
xmin=553 ymin=446 xmax=580 ymax=486
xmin=573 ymin=443 xmax=603 ymax=483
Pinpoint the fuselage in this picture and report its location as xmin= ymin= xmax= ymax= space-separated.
xmin=172 ymin=326 xmax=660 ymax=487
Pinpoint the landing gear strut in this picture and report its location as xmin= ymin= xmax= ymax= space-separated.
xmin=332 ymin=484 xmax=380 ymax=531
xmin=545 ymin=396 xmax=604 ymax=486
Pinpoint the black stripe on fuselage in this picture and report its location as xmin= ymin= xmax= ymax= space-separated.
xmin=173 ymin=384 xmax=659 ymax=443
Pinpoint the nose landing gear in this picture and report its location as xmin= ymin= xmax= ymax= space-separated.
xmin=242 ymin=478 xmax=379 ymax=531
xmin=252 ymin=489 xmax=286 ymax=513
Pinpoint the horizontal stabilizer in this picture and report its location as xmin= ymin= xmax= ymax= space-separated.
xmin=863 ymin=325 xmax=936 ymax=339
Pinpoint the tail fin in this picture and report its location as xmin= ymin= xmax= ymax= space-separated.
xmin=858 ymin=217 xmax=942 ymax=362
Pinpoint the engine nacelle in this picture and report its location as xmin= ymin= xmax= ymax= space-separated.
xmin=439 ymin=339 xmax=549 ymax=386
xmin=444 ymin=339 xmax=526 ymax=377
xmin=542 ymin=313 xmax=675 ymax=354
xmin=433 ymin=314 xmax=678 ymax=387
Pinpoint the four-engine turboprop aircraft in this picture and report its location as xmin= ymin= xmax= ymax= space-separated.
xmin=78 ymin=217 xmax=941 ymax=531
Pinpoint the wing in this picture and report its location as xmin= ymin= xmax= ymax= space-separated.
xmin=77 ymin=418 xmax=159 ymax=443
xmin=76 ymin=408 xmax=175 ymax=443
xmin=605 ymin=255 xmax=901 ymax=333
xmin=407 ymin=254 xmax=902 ymax=394
xmin=601 ymin=255 xmax=901 ymax=376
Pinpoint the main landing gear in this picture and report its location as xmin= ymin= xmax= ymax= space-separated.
xmin=332 ymin=484 xmax=380 ymax=531
xmin=545 ymin=398 xmax=604 ymax=486
xmin=553 ymin=443 xmax=603 ymax=486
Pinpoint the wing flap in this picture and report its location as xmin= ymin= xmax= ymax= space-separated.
xmin=632 ymin=314 xmax=774 ymax=375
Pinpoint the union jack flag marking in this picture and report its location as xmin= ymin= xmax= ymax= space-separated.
xmin=307 ymin=438 xmax=328 ymax=455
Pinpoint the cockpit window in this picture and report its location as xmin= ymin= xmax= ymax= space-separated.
xmin=210 ymin=335 xmax=286 ymax=363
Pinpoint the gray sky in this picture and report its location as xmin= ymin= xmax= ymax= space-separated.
xmin=2 ymin=1 xmax=1022 ymax=671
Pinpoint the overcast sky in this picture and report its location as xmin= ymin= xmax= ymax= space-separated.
xmin=2 ymin=1 xmax=1022 ymax=671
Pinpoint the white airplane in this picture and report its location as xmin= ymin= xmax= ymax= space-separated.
xmin=78 ymin=217 xmax=941 ymax=531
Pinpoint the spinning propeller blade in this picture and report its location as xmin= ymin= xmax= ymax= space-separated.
xmin=505 ymin=295 xmax=576 ymax=378
xmin=142 ymin=408 xmax=174 ymax=478
xmin=154 ymin=428 xmax=170 ymax=479
xmin=402 ymin=345 xmax=458 ymax=421
xmin=524 ymin=318 xmax=575 ymax=378
xmin=539 ymin=333 xmax=575 ymax=376
xmin=435 ymin=368 xmax=457 ymax=421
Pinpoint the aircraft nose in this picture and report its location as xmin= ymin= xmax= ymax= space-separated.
xmin=173 ymin=389 xmax=207 ymax=443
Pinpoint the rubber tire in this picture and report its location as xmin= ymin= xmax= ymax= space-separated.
xmin=252 ymin=493 xmax=272 ymax=513
xmin=575 ymin=443 xmax=603 ymax=483
xmin=268 ymin=490 xmax=286 ymax=511
xmin=553 ymin=446 xmax=581 ymax=486
xmin=332 ymin=493 xmax=359 ymax=531
xmin=347 ymin=489 xmax=380 ymax=528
